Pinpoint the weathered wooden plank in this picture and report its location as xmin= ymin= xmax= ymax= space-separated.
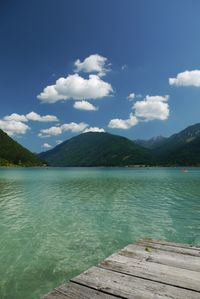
xmin=99 ymin=253 xmax=200 ymax=292
xmin=72 ymin=266 xmax=200 ymax=299
xmin=120 ymin=244 xmax=200 ymax=272
xmin=141 ymin=239 xmax=200 ymax=250
xmin=41 ymin=289 xmax=71 ymax=299
xmin=56 ymin=281 xmax=120 ymax=299
xmin=136 ymin=240 xmax=200 ymax=257
xmin=41 ymin=282 xmax=119 ymax=299
xmin=40 ymin=240 xmax=200 ymax=299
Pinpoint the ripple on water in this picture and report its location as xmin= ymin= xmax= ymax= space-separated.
xmin=0 ymin=167 xmax=199 ymax=299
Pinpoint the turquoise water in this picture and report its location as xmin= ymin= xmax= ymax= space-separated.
xmin=0 ymin=168 xmax=199 ymax=299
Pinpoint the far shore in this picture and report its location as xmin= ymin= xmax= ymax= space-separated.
xmin=0 ymin=165 xmax=200 ymax=169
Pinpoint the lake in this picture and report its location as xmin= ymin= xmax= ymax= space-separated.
xmin=0 ymin=167 xmax=199 ymax=299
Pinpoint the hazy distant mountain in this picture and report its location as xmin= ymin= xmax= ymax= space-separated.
xmin=40 ymin=132 xmax=154 ymax=167
xmin=135 ymin=136 xmax=167 ymax=149
xmin=147 ymin=123 xmax=200 ymax=165
xmin=133 ymin=123 xmax=200 ymax=165
xmin=154 ymin=123 xmax=200 ymax=152
xmin=0 ymin=129 xmax=44 ymax=166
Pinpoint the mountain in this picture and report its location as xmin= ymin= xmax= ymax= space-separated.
xmin=135 ymin=136 xmax=167 ymax=149
xmin=40 ymin=132 xmax=154 ymax=167
xmin=137 ymin=123 xmax=200 ymax=166
xmin=165 ymin=137 xmax=200 ymax=166
xmin=0 ymin=129 xmax=44 ymax=166
xmin=154 ymin=123 xmax=200 ymax=155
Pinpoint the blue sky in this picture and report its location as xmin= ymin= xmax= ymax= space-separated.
xmin=1 ymin=0 xmax=200 ymax=152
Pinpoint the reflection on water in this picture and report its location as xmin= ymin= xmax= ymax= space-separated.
xmin=0 ymin=167 xmax=200 ymax=299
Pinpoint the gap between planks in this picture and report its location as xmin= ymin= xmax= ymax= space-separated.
xmin=40 ymin=239 xmax=200 ymax=299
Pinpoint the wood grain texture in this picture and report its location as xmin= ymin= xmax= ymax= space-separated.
xmin=56 ymin=282 xmax=119 ymax=299
xmin=72 ymin=266 xmax=200 ymax=299
xmin=120 ymin=244 xmax=200 ymax=272
xmin=100 ymin=253 xmax=200 ymax=291
xmin=41 ymin=290 xmax=71 ymax=299
xmin=40 ymin=239 xmax=200 ymax=299
xmin=141 ymin=239 xmax=200 ymax=250
xmin=137 ymin=240 xmax=200 ymax=256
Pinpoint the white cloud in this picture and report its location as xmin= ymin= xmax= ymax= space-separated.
xmin=42 ymin=143 xmax=52 ymax=149
xmin=83 ymin=127 xmax=105 ymax=133
xmin=39 ymin=122 xmax=88 ymax=137
xmin=121 ymin=64 xmax=127 ymax=70
xmin=73 ymin=100 xmax=98 ymax=111
xmin=37 ymin=74 xmax=113 ymax=103
xmin=62 ymin=122 xmax=88 ymax=133
xmin=127 ymin=93 xmax=135 ymax=100
xmin=0 ymin=120 xmax=30 ymax=136
xmin=133 ymin=95 xmax=169 ymax=121
xmin=127 ymin=93 xmax=142 ymax=101
xmin=1 ymin=111 xmax=59 ymax=136
xmin=38 ymin=85 xmax=64 ymax=102
xmin=140 ymin=95 xmax=169 ymax=102
xmin=56 ymin=140 xmax=63 ymax=145
xmin=38 ymin=126 xmax=62 ymax=137
xmin=26 ymin=112 xmax=58 ymax=122
xmin=4 ymin=111 xmax=58 ymax=123
xmin=169 ymin=70 xmax=200 ymax=87
xmin=108 ymin=94 xmax=169 ymax=131
xmin=108 ymin=113 xmax=138 ymax=129
xmin=74 ymin=54 xmax=109 ymax=77
xmin=4 ymin=113 xmax=28 ymax=122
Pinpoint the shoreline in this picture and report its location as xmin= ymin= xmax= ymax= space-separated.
xmin=0 ymin=165 xmax=200 ymax=169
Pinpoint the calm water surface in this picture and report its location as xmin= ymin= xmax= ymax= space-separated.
xmin=0 ymin=167 xmax=199 ymax=299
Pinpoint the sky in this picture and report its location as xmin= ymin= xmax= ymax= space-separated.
xmin=1 ymin=0 xmax=200 ymax=152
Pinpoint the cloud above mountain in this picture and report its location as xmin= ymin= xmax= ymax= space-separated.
xmin=38 ymin=122 xmax=88 ymax=137
xmin=39 ymin=122 xmax=105 ymax=137
xmin=37 ymin=74 xmax=113 ymax=103
xmin=0 ymin=112 xmax=58 ymax=136
xmin=83 ymin=127 xmax=105 ymax=133
xmin=4 ymin=112 xmax=58 ymax=123
xmin=108 ymin=95 xmax=169 ymax=130
xmin=108 ymin=113 xmax=138 ymax=129
xmin=0 ymin=120 xmax=30 ymax=136
xmin=0 ymin=54 xmax=170 ymax=140
xmin=42 ymin=143 xmax=52 ymax=149
xmin=133 ymin=95 xmax=169 ymax=121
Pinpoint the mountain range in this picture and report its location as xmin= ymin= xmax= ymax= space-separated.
xmin=40 ymin=132 xmax=154 ymax=166
xmin=1 ymin=123 xmax=200 ymax=167
xmin=40 ymin=123 xmax=200 ymax=167
xmin=135 ymin=123 xmax=200 ymax=166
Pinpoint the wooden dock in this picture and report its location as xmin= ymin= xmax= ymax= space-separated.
xmin=41 ymin=239 xmax=200 ymax=299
